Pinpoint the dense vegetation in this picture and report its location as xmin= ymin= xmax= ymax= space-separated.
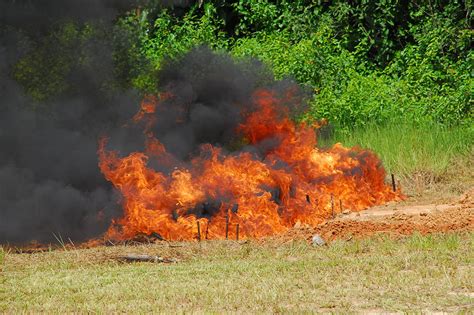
xmin=14 ymin=0 xmax=473 ymax=128
xmin=9 ymin=0 xmax=473 ymax=186
xmin=134 ymin=1 xmax=472 ymax=129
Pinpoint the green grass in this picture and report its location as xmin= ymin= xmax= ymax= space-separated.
xmin=319 ymin=123 xmax=474 ymax=195
xmin=1 ymin=233 xmax=473 ymax=312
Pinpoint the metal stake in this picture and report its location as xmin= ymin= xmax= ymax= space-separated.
xmin=331 ymin=194 xmax=335 ymax=218
xmin=197 ymin=221 xmax=201 ymax=242
xmin=236 ymin=223 xmax=240 ymax=241
xmin=391 ymin=173 xmax=396 ymax=192
xmin=225 ymin=211 xmax=229 ymax=240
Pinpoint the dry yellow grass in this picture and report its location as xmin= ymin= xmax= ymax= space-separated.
xmin=1 ymin=233 xmax=473 ymax=313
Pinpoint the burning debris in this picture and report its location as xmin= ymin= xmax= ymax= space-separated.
xmin=98 ymin=48 xmax=403 ymax=242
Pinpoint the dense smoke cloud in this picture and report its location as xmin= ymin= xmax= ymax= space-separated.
xmin=151 ymin=49 xmax=264 ymax=160
xmin=0 ymin=0 xmax=145 ymax=244
xmin=1 ymin=0 xmax=136 ymax=32
xmin=146 ymin=48 xmax=306 ymax=163
xmin=0 ymin=0 xmax=196 ymax=34
xmin=0 ymin=0 xmax=307 ymax=244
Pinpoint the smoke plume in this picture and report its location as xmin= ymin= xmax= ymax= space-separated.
xmin=116 ymin=47 xmax=308 ymax=169
xmin=0 ymin=0 xmax=145 ymax=244
xmin=0 ymin=0 xmax=307 ymax=244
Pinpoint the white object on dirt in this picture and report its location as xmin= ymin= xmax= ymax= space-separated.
xmin=311 ymin=234 xmax=326 ymax=246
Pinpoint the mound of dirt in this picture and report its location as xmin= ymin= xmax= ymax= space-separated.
xmin=10 ymin=189 xmax=474 ymax=253
xmin=280 ymin=188 xmax=474 ymax=242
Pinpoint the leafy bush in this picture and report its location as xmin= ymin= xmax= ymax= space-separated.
xmin=10 ymin=0 xmax=473 ymax=128
xmin=229 ymin=1 xmax=472 ymax=129
xmin=13 ymin=23 xmax=85 ymax=101
xmin=122 ymin=3 xmax=228 ymax=91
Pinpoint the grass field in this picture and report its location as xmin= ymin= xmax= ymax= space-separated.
xmin=1 ymin=233 xmax=473 ymax=313
xmin=319 ymin=123 xmax=474 ymax=196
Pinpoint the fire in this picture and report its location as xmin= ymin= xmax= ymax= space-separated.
xmin=98 ymin=88 xmax=402 ymax=241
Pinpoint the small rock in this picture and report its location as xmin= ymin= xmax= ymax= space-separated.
xmin=311 ymin=234 xmax=326 ymax=246
xmin=342 ymin=210 xmax=351 ymax=215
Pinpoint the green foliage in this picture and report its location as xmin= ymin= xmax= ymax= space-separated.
xmin=311 ymin=65 xmax=472 ymax=129
xmin=122 ymin=2 xmax=228 ymax=91
xmin=231 ymin=0 xmax=323 ymax=38
xmin=229 ymin=1 xmax=472 ymax=129
xmin=13 ymin=23 xmax=83 ymax=101
xmin=12 ymin=22 xmax=139 ymax=101
xmin=231 ymin=18 xmax=355 ymax=88
xmin=10 ymin=0 xmax=473 ymax=128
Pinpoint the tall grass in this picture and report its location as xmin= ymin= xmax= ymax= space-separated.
xmin=318 ymin=123 xmax=473 ymax=194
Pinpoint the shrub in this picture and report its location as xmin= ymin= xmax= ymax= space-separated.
xmin=10 ymin=0 xmax=473 ymax=128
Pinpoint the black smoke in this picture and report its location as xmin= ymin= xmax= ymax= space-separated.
xmin=146 ymin=48 xmax=306 ymax=162
xmin=149 ymin=49 xmax=264 ymax=160
xmin=1 ymin=0 xmax=137 ymax=33
xmin=0 ymin=0 xmax=148 ymax=244
xmin=0 ymin=0 xmax=308 ymax=244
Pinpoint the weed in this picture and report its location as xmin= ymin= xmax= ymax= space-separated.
xmin=0 ymin=247 xmax=4 ymax=268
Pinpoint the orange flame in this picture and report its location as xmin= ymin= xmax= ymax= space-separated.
xmin=99 ymin=89 xmax=402 ymax=241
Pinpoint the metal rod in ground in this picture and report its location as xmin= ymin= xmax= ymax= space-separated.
xmin=331 ymin=194 xmax=335 ymax=218
xmin=225 ymin=211 xmax=229 ymax=240
xmin=205 ymin=222 xmax=209 ymax=240
xmin=236 ymin=223 xmax=240 ymax=241
xmin=391 ymin=173 xmax=396 ymax=192
xmin=339 ymin=199 xmax=343 ymax=212
xmin=197 ymin=221 xmax=201 ymax=242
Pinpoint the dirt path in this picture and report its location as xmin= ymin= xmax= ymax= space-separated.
xmin=283 ymin=188 xmax=474 ymax=242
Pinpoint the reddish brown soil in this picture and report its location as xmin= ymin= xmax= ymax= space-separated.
xmin=10 ymin=189 xmax=474 ymax=253
xmin=280 ymin=188 xmax=474 ymax=242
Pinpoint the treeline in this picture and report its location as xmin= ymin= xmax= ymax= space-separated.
xmin=11 ymin=0 xmax=474 ymax=130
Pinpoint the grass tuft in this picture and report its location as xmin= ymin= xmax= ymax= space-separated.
xmin=0 ymin=247 xmax=4 ymax=265
xmin=0 ymin=247 xmax=4 ymax=273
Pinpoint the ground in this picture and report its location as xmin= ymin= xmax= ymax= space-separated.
xmin=283 ymin=188 xmax=474 ymax=242
xmin=0 ymin=189 xmax=473 ymax=312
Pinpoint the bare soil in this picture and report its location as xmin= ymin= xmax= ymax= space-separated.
xmin=8 ymin=188 xmax=474 ymax=253
xmin=279 ymin=187 xmax=474 ymax=242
